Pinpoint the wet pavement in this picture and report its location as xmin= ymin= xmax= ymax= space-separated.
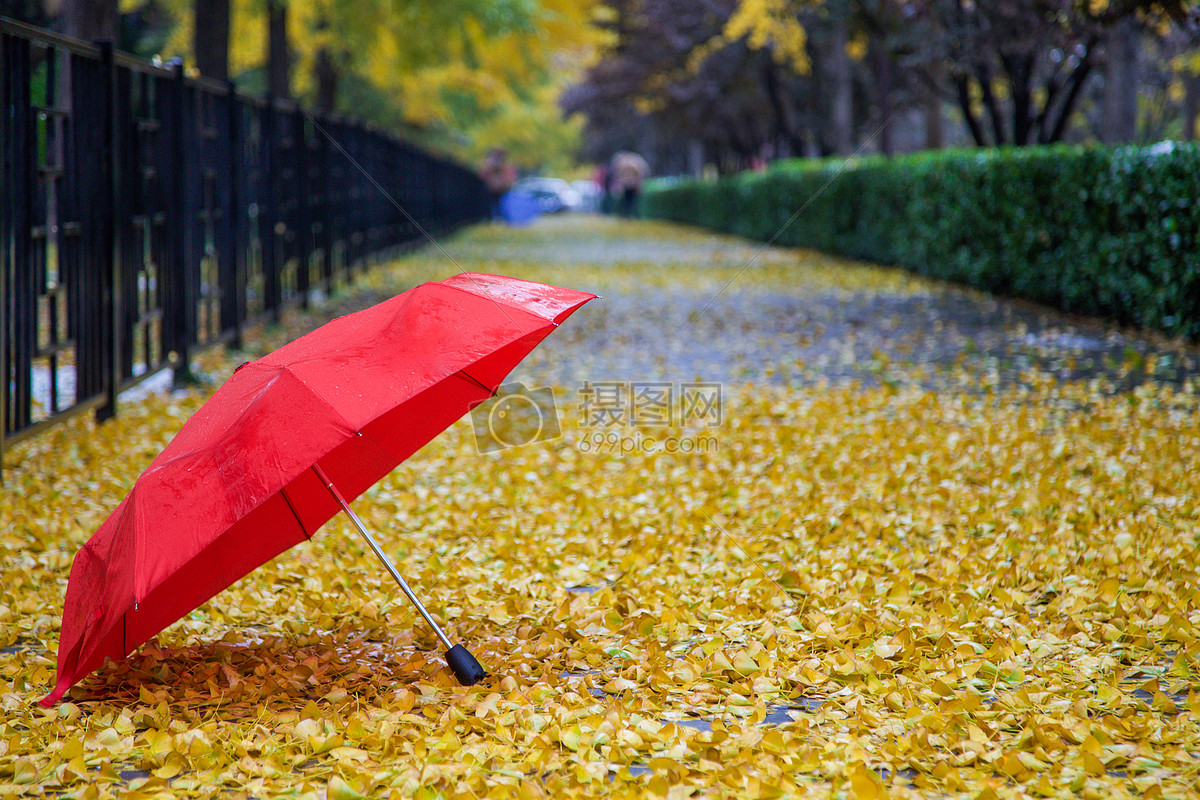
xmin=442 ymin=216 xmax=1200 ymax=395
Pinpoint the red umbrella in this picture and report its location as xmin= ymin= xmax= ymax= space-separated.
xmin=42 ymin=273 xmax=595 ymax=705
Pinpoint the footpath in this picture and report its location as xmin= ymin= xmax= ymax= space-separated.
xmin=1 ymin=214 xmax=1197 ymax=799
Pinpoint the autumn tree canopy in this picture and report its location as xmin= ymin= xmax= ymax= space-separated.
xmin=17 ymin=0 xmax=602 ymax=171
xmin=565 ymin=0 xmax=1200 ymax=172
xmin=17 ymin=0 xmax=1200 ymax=173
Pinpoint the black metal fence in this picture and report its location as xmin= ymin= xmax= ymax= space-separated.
xmin=1 ymin=18 xmax=491 ymax=474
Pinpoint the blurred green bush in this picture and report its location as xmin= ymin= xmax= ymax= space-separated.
xmin=643 ymin=144 xmax=1200 ymax=339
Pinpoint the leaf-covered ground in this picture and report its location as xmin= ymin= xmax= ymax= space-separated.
xmin=3 ymin=215 xmax=1199 ymax=799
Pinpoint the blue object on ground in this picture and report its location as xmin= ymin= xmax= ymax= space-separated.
xmin=501 ymin=191 xmax=542 ymax=226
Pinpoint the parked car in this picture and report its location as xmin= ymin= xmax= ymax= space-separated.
xmin=511 ymin=177 xmax=582 ymax=213
xmin=570 ymin=179 xmax=603 ymax=212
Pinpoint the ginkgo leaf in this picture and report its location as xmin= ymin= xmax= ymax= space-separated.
xmin=3 ymin=216 xmax=1198 ymax=799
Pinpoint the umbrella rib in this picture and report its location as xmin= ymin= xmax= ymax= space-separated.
xmin=277 ymin=366 xmax=361 ymax=432
xmin=454 ymin=369 xmax=496 ymax=397
xmin=278 ymin=486 xmax=311 ymax=540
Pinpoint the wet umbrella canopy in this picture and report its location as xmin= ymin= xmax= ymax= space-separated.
xmin=42 ymin=273 xmax=595 ymax=705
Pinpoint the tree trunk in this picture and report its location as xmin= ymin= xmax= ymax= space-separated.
xmin=829 ymin=15 xmax=854 ymax=156
xmin=1102 ymin=17 xmax=1139 ymax=144
xmin=314 ymin=46 xmax=339 ymax=113
xmin=870 ymin=36 xmax=893 ymax=155
xmin=267 ymin=0 xmax=290 ymax=99
xmin=761 ymin=57 xmax=797 ymax=157
xmin=956 ymin=76 xmax=987 ymax=146
xmin=1006 ymin=54 xmax=1035 ymax=144
xmin=62 ymin=0 xmax=117 ymax=41
xmin=194 ymin=0 xmax=230 ymax=80
xmin=9 ymin=0 xmax=54 ymax=27
xmin=1042 ymin=50 xmax=1096 ymax=143
xmin=924 ymin=73 xmax=944 ymax=150
xmin=1184 ymin=72 xmax=1200 ymax=140
xmin=687 ymin=139 xmax=704 ymax=178
xmin=975 ymin=63 xmax=1006 ymax=145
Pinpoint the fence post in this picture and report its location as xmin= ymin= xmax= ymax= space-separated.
xmin=220 ymin=79 xmax=243 ymax=348
xmin=261 ymin=95 xmax=281 ymax=320
xmin=295 ymin=106 xmax=310 ymax=309
xmin=167 ymin=60 xmax=197 ymax=386
xmin=1 ymin=30 xmax=9 ymax=482
xmin=96 ymin=41 xmax=120 ymax=422
xmin=4 ymin=32 xmax=34 ymax=441
xmin=317 ymin=112 xmax=333 ymax=293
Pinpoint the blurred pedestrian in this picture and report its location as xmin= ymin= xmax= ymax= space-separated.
xmin=612 ymin=151 xmax=649 ymax=218
xmin=594 ymin=162 xmax=613 ymax=214
xmin=481 ymin=148 xmax=517 ymax=221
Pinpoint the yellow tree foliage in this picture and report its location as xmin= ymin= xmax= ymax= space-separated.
xmin=464 ymin=82 xmax=585 ymax=171
xmin=723 ymin=0 xmax=812 ymax=74
xmin=149 ymin=0 xmax=601 ymax=169
xmin=393 ymin=0 xmax=602 ymax=168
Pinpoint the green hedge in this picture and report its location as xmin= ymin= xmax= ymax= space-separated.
xmin=643 ymin=144 xmax=1200 ymax=339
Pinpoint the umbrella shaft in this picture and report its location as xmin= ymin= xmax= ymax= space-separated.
xmin=312 ymin=464 xmax=454 ymax=651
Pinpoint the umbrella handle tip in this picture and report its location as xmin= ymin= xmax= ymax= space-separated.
xmin=446 ymin=644 xmax=487 ymax=686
